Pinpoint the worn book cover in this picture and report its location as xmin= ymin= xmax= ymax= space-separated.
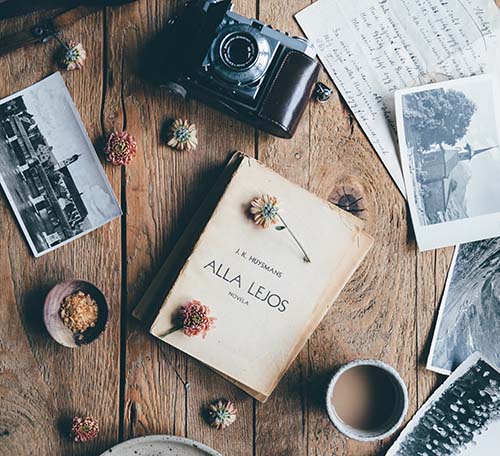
xmin=134 ymin=153 xmax=373 ymax=401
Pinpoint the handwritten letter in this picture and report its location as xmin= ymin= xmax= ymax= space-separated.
xmin=296 ymin=0 xmax=500 ymax=196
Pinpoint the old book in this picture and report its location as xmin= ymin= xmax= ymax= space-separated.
xmin=134 ymin=153 xmax=373 ymax=402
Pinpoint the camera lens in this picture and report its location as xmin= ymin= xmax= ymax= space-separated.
xmin=209 ymin=24 xmax=272 ymax=85
xmin=220 ymin=33 xmax=258 ymax=70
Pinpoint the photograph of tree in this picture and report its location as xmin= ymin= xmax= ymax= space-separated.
xmin=400 ymin=78 xmax=500 ymax=226
xmin=428 ymin=237 xmax=500 ymax=375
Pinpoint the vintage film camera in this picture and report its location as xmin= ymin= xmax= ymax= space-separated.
xmin=160 ymin=0 xmax=330 ymax=138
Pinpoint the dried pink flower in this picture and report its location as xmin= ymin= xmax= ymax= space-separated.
xmin=70 ymin=416 xmax=99 ymax=443
xmin=105 ymin=130 xmax=137 ymax=166
xmin=61 ymin=40 xmax=87 ymax=71
xmin=180 ymin=300 xmax=216 ymax=338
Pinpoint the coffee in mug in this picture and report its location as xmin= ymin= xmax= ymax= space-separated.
xmin=326 ymin=360 xmax=408 ymax=441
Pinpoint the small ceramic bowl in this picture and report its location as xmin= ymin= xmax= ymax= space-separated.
xmin=326 ymin=359 xmax=408 ymax=441
xmin=43 ymin=279 xmax=109 ymax=348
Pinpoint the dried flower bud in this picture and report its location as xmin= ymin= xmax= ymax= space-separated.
xmin=207 ymin=399 xmax=237 ymax=430
xmin=167 ymin=119 xmax=198 ymax=151
xmin=70 ymin=416 xmax=99 ymax=443
xmin=180 ymin=300 xmax=216 ymax=338
xmin=105 ymin=130 xmax=137 ymax=166
xmin=250 ymin=194 xmax=280 ymax=228
xmin=61 ymin=40 xmax=87 ymax=71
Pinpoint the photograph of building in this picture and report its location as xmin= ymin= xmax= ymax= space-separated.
xmin=400 ymin=80 xmax=500 ymax=226
xmin=0 ymin=73 xmax=121 ymax=256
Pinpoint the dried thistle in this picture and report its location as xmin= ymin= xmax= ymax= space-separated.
xmin=70 ymin=416 xmax=99 ymax=443
xmin=61 ymin=40 xmax=87 ymax=70
xmin=249 ymin=194 xmax=311 ymax=263
xmin=207 ymin=399 xmax=237 ymax=430
xmin=167 ymin=119 xmax=198 ymax=151
xmin=105 ymin=130 xmax=137 ymax=166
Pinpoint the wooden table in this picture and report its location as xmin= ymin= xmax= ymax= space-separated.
xmin=0 ymin=1 xmax=455 ymax=455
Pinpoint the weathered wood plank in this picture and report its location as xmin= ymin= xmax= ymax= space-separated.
xmin=103 ymin=0 xmax=187 ymax=441
xmin=305 ymin=69 xmax=418 ymax=456
xmin=254 ymin=0 xmax=313 ymax=453
xmin=0 ymin=8 xmax=122 ymax=456
xmin=103 ymin=1 xmax=255 ymax=453
xmin=2 ymin=0 xmax=486 ymax=454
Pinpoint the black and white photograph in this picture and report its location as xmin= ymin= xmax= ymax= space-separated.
xmin=427 ymin=238 xmax=500 ymax=375
xmin=395 ymin=75 xmax=500 ymax=250
xmin=387 ymin=353 xmax=500 ymax=456
xmin=0 ymin=73 xmax=121 ymax=257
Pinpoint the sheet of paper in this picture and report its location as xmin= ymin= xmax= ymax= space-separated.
xmin=296 ymin=0 xmax=500 ymax=196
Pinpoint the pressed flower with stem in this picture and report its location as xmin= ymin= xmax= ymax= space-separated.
xmin=158 ymin=300 xmax=216 ymax=339
xmin=250 ymin=194 xmax=311 ymax=263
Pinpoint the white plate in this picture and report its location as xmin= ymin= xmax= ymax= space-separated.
xmin=100 ymin=435 xmax=222 ymax=456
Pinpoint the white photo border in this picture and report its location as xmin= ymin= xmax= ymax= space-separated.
xmin=395 ymin=74 xmax=500 ymax=251
xmin=0 ymin=72 xmax=121 ymax=257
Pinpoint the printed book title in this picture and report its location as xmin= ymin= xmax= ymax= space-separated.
xmin=203 ymin=255 xmax=289 ymax=312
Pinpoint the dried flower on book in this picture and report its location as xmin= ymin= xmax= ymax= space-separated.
xmin=250 ymin=194 xmax=311 ymax=262
xmin=105 ymin=130 xmax=137 ymax=166
xmin=167 ymin=119 xmax=198 ymax=151
xmin=207 ymin=399 xmax=237 ymax=430
xmin=60 ymin=40 xmax=87 ymax=71
xmin=70 ymin=416 xmax=99 ymax=442
xmin=250 ymin=194 xmax=280 ymax=228
xmin=180 ymin=300 xmax=216 ymax=338
xmin=59 ymin=291 xmax=98 ymax=333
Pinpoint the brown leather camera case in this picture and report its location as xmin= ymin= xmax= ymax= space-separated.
xmin=254 ymin=50 xmax=321 ymax=138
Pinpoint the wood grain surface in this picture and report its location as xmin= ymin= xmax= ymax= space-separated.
xmin=0 ymin=0 xmax=476 ymax=455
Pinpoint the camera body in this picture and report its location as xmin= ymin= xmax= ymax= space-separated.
xmin=161 ymin=0 xmax=321 ymax=138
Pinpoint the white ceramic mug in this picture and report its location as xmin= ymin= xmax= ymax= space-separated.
xmin=326 ymin=359 xmax=408 ymax=441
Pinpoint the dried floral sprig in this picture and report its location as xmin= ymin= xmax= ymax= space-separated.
xmin=250 ymin=194 xmax=279 ymax=228
xmin=70 ymin=416 xmax=99 ymax=443
xmin=167 ymin=119 xmax=198 ymax=151
xmin=207 ymin=399 xmax=237 ymax=430
xmin=60 ymin=40 xmax=87 ymax=70
xmin=180 ymin=300 xmax=216 ymax=338
xmin=158 ymin=300 xmax=216 ymax=339
xmin=105 ymin=130 xmax=138 ymax=166
xmin=250 ymin=194 xmax=311 ymax=263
